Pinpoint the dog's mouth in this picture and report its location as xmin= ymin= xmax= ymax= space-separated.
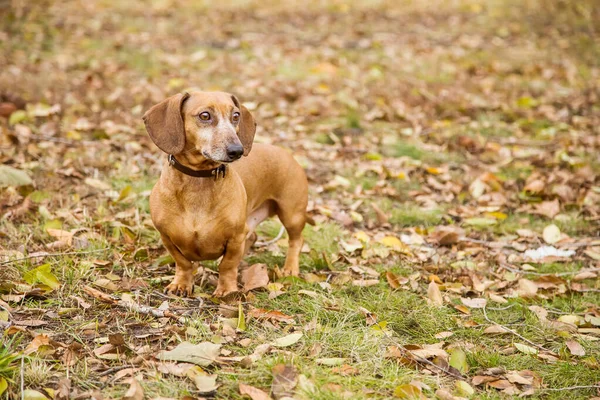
xmin=201 ymin=151 xmax=239 ymax=164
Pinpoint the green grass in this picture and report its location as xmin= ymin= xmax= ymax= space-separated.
xmin=390 ymin=204 xmax=445 ymax=227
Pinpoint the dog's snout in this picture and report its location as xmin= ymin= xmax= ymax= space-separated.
xmin=226 ymin=143 xmax=244 ymax=159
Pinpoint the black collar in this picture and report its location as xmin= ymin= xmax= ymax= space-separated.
xmin=168 ymin=155 xmax=227 ymax=179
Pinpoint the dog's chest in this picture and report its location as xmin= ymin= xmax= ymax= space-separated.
xmin=165 ymin=211 xmax=235 ymax=260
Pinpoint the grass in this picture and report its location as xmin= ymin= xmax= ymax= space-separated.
xmin=1 ymin=0 xmax=599 ymax=398
xmin=390 ymin=204 xmax=446 ymax=227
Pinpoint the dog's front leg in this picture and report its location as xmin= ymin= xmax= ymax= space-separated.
xmin=213 ymin=234 xmax=245 ymax=297
xmin=161 ymin=233 xmax=196 ymax=297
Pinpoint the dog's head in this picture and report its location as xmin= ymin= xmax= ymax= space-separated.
xmin=143 ymin=91 xmax=256 ymax=165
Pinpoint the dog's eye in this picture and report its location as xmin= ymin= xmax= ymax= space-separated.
xmin=198 ymin=112 xmax=211 ymax=121
xmin=232 ymin=112 xmax=240 ymax=123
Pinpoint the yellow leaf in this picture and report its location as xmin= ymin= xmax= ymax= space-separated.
xmin=379 ymin=236 xmax=410 ymax=254
xmin=0 ymin=377 xmax=7 ymax=396
xmin=485 ymin=211 xmax=507 ymax=220
xmin=393 ymin=383 xmax=421 ymax=399
xmin=353 ymin=231 xmax=370 ymax=243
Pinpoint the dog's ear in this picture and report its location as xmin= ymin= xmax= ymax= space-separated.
xmin=231 ymin=95 xmax=256 ymax=156
xmin=142 ymin=92 xmax=190 ymax=155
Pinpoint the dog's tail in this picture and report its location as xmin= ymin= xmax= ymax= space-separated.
xmin=305 ymin=213 xmax=316 ymax=226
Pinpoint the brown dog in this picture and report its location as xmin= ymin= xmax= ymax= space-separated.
xmin=143 ymin=91 xmax=309 ymax=297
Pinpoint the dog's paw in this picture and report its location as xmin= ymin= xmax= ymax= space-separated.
xmin=165 ymin=281 xmax=194 ymax=297
xmin=281 ymin=268 xmax=299 ymax=278
xmin=213 ymin=284 xmax=238 ymax=298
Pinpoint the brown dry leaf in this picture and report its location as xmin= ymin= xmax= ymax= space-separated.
xmin=352 ymin=279 xmax=380 ymax=287
xmin=241 ymin=264 xmax=269 ymax=292
xmin=505 ymin=371 xmax=533 ymax=385
xmin=371 ymin=202 xmax=389 ymax=224
xmin=271 ymin=364 xmax=298 ymax=400
xmin=247 ymin=308 xmax=295 ymax=324
xmin=524 ymin=179 xmax=545 ymax=193
xmin=55 ymin=378 xmax=71 ymax=400
xmin=406 ymin=343 xmax=448 ymax=360
xmin=122 ymin=378 xmax=144 ymax=400
xmin=46 ymin=228 xmax=74 ymax=246
xmin=427 ymin=281 xmax=444 ymax=306
xmin=239 ymin=383 xmax=272 ymax=400
xmin=331 ymin=364 xmax=360 ymax=376
xmin=24 ymin=334 xmax=59 ymax=355
xmin=460 ymin=297 xmax=487 ymax=309
xmin=386 ymin=271 xmax=408 ymax=289
xmin=565 ymin=340 xmax=585 ymax=356
xmin=533 ymin=199 xmax=560 ymax=219
xmin=487 ymin=379 xmax=514 ymax=390
xmin=517 ymin=279 xmax=538 ymax=298
xmin=484 ymin=325 xmax=510 ymax=334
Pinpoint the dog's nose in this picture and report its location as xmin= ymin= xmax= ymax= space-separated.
xmin=226 ymin=144 xmax=244 ymax=159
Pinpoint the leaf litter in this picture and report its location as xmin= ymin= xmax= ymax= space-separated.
xmin=1 ymin=0 xmax=599 ymax=399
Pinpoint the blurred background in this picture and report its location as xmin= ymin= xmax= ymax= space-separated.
xmin=1 ymin=1 xmax=600 ymax=399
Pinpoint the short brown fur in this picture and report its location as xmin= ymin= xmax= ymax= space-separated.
xmin=144 ymin=91 xmax=309 ymax=297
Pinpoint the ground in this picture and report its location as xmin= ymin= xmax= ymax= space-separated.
xmin=0 ymin=0 xmax=599 ymax=399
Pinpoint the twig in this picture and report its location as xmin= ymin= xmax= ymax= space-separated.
xmin=371 ymin=319 xmax=465 ymax=381
xmin=20 ymin=356 xmax=24 ymax=400
xmin=461 ymin=238 xmax=597 ymax=249
xmin=97 ymin=365 xmax=135 ymax=377
xmin=83 ymin=285 xmax=188 ymax=323
xmin=540 ymin=385 xmax=600 ymax=392
xmin=0 ymin=248 xmax=110 ymax=266
xmin=254 ymin=226 xmax=286 ymax=247
xmin=499 ymin=262 xmax=600 ymax=277
xmin=483 ymin=305 xmax=552 ymax=353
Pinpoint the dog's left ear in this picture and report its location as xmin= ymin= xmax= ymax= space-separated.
xmin=231 ymin=95 xmax=256 ymax=156
xmin=143 ymin=92 xmax=190 ymax=155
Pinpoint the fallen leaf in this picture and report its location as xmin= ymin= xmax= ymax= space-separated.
xmin=0 ymin=378 xmax=7 ymax=396
xmin=386 ymin=271 xmax=408 ymax=289
xmin=123 ymin=378 xmax=144 ymax=400
xmin=565 ymin=340 xmax=585 ymax=356
xmin=460 ymin=297 xmax=487 ymax=309
xmin=455 ymin=380 xmax=474 ymax=396
xmin=272 ymin=333 xmax=303 ymax=347
xmin=517 ymin=279 xmax=538 ymax=297
xmin=505 ymin=371 xmax=533 ymax=385
xmin=315 ymin=358 xmax=346 ymax=366
xmin=239 ymin=383 xmax=271 ymax=400
xmin=186 ymin=366 xmax=219 ymax=394
xmin=0 ymin=165 xmax=33 ymax=187
xmin=533 ymin=199 xmax=560 ymax=219
xmin=331 ymin=364 xmax=359 ymax=376
xmin=241 ymin=264 xmax=269 ymax=292
xmin=271 ymin=364 xmax=298 ymax=400
xmin=542 ymin=224 xmax=561 ymax=244
xmin=427 ymin=281 xmax=443 ymax=306
xmin=488 ymin=379 xmax=513 ymax=390
xmin=393 ymin=383 xmax=421 ymax=398
xmin=23 ymin=264 xmax=60 ymax=290
xmin=514 ymin=343 xmax=538 ymax=355
xmin=247 ymin=308 xmax=295 ymax=324
xmin=157 ymin=342 xmax=221 ymax=366
xmin=449 ymin=348 xmax=468 ymax=374
xmin=22 ymin=390 xmax=48 ymax=400
xmin=484 ymin=325 xmax=509 ymax=334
